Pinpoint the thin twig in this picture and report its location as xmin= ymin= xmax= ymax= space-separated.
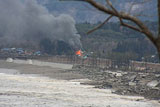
xmin=87 ymin=15 xmax=113 ymax=34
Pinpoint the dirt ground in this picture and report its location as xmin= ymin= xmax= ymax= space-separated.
xmin=0 ymin=59 xmax=160 ymax=107
xmin=0 ymin=60 xmax=84 ymax=80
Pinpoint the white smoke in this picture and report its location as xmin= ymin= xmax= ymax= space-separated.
xmin=0 ymin=0 xmax=82 ymax=49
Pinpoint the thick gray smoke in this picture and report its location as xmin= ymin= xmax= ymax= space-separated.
xmin=0 ymin=0 xmax=82 ymax=49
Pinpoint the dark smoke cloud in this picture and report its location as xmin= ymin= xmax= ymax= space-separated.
xmin=0 ymin=0 xmax=82 ymax=49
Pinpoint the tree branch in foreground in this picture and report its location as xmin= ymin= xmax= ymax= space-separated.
xmin=87 ymin=15 xmax=113 ymax=34
xmin=60 ymin=0 xmax=156 ymax=43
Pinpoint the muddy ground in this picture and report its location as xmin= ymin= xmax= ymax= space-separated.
xmin=0 ymin=59 xmax=160 ymax=107
xmin=0 ymin=60 xmax=84 ymax=80
xmin=70 ymin=65 xmax=160 ymax=100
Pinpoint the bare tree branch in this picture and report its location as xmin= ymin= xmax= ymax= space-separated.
xmin=90 ymin=0 xmax=156 ymax=43
xmin=87 ymin=15 xmax=113 ymax=34
xmin=105 ymin=0 xmax=143 ymax=36
xmin=61 ymin=0 xmax=156 ymax=43
xmin=106 ymin=0 xmax=118 ymax=14
xmin=60 ymin=0 xmax=160 ymax=61
xmin=120 ymin=20 xmax=142 ymax=33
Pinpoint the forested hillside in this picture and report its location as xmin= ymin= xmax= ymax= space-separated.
xmin=39 ymin=0 xmax=157 ymax=23
xmin=76 ymin=21 xmax=158 ymax=62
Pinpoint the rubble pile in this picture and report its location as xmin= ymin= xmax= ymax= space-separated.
xmin=70 ymin=65 xmax=160 ymax=100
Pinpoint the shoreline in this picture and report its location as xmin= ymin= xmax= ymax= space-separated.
xmin=0 ymin=59 xmax=85 ymax=80
xmin=0 ymin=59 xmax=160 ymax=107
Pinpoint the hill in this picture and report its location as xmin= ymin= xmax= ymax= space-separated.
xmin=39 ymin=0 xmax=157 ymax=23
xmin=76 ymin=21 xmax=158 ymax=62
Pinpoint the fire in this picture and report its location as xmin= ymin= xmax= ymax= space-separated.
xmin=75 ymin=50 xmax=82 ymax=56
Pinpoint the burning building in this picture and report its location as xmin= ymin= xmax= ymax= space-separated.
xmin=75 ymin=50 xmax=83 ymax=56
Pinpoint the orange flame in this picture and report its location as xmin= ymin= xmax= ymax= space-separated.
xmin=75 ymin=50 xmax=82 ymax=56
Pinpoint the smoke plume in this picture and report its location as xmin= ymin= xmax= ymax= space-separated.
xmin=0 ymin=0 xmax=82 ymax=49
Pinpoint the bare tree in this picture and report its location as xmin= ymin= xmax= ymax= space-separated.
xmin=60 ymin=0 xmax=160 ymax=61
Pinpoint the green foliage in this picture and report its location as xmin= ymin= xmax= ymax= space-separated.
xmin=39 ymin=38 xmax=74 ymax=55
xmin=56 ymin=40 xmax=74 ymax=55
xmin=76 ymin=21 xmax=157 ymax=61
xmin=40 ymin=38 xmax=55 ymax=54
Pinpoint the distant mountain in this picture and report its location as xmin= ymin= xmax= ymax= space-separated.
xmin=38 ymin=0 xmax=157 ymax=23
